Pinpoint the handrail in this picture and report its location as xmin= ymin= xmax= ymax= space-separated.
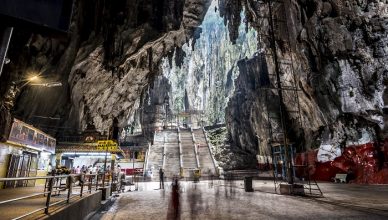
xmin=177 ymin=127 xmax=183 ymax=176
xmin=0 ymin=172 xmax=111 ymax=220
xmin=202 ymin=127 xmax=219 ymax=175
xmin=0 ymin=174 xmax=72 ymax=181
xmin=13 ymin=207 xmax=47 ymax=220
xmin=191 ymin=128 xmax=200 ymax=169
xmin=0 ymin=173 xmax=101 ymax=181
xmin=162 ymin=133 xmax=166 ymax=169
xmin=0 ymin=192 xmax=47 ymax=205
xmin=143 ymin=142 xmax=151 ymax=176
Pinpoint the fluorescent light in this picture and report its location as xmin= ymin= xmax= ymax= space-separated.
xmin=40 ymin=152 xmax=51 ymax=159
xmin=25 ymin=145 xmax=43 ymax=152
xmin=63 ymin=152 xmax=111 ymax=157
xmin=78 ymin=155 xmax=110 ymax=159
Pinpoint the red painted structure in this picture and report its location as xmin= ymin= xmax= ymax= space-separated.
xmin=121 ymin=168 xmax=143 ymax=175
xmin=295 ymin=139 xmax=388 ymax=184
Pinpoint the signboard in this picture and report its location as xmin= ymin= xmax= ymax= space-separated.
xmin=0 ymin=0 xmax=74 ymax=32
xmin=97 ymin=140 xmax=118 ymax=151
xmin=8 ymin=119 xmax=56 ymax=154
xmin=177 ymin=110 xmax=205 ymax=117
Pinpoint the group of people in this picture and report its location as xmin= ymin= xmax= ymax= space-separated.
xmin=71 ymin=164 xmax=122 ymax=175
xmin=71 ymin=165 xmax=101 ymax=174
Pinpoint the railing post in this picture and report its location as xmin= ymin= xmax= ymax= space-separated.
xmin=102 ymin=171 xmax=105 ymax=187
xmin=110 ymin=173 xmax=113 ymax=196
xmin=95 ymin=174 xmax=99 ymax=190
xmin=44 ymin=177 xmax=54 ymax=214
xmin=67 ymin=176 xmax=72 ymax=203
xmin=80 ymin=175 xmax=84 ymax=197
xmin=88 ymin=175 xmax=92 ymax=193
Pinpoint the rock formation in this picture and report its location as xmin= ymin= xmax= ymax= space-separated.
xmin=0 ymin=0 xmax=211 ymax=140
xmin=160 ymin=1 xmax=257 ymax=125
xmin=221 ymin=0 xmax=388 ymax=182
xmin=222 ymin=0 xmax=388 ymax=153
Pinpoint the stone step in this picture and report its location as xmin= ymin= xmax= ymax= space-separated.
xmin=191 ymin=129 xmax=217 ymax=175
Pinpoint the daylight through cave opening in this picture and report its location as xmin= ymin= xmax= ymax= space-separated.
xmin=139 ymin=0 xmax=258 ymax=134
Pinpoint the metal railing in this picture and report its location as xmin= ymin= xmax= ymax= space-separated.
xmin=202 ymin=127 xmax=220 ymax=176
xmin=0 ymin=172 xmax=112 ymax=220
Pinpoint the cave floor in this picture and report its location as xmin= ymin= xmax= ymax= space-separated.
xmin=92 ymin=180 xmax=388 ymax=220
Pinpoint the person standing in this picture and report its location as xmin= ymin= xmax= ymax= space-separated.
xmin=74 ymin=166 xmax=82 ymax=185
xmin=159 ymin=168 xmax=165 ymax=189
xmin=47 ymin=163 xmax=53 ymax=175
xmin=119 ymin=169 xmax=126 ymax=192
xmin=75 ymin=166 xmax=81 ymax=174
xmin=81 ymin=165 xmax=86 ymax=173
xmin=45 ymin=163 xmax=54 ymax=193
xmin=114 ymin=165 xmax=121 ymax=175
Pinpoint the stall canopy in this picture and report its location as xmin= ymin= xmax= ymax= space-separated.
xmin=56 ymin=142 xmax=125 ymax=159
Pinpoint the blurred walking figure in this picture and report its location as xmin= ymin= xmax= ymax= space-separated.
xmin=119 ymin=170 xmax=126 ymax=192
xmin=167 ymin=176 xmax=180 ymax=220
xmin=159 ymin=167 xmax=164 ymax=189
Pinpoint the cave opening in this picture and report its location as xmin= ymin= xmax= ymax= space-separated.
xmin=0 ymin=1 xmax=388 ymax=217
xmin=143 ymin=0 xmax=258 ymax=130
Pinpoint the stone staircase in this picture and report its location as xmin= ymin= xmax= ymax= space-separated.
xmin=180 ymin=129 xmax=198 ymax=175
xmin=146 ymin=131 xmax=164 ymax=181
xmin=146 ymin=128 xmax=216 ymax=180
xmin=193 ymin=129 xmax=216 ymax=176
xmin=163 ymin=130 xmax=180 ymax=178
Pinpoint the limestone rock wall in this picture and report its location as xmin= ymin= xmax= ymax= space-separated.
xmin=222 ymin=0 xmax=388 ymax=157
xmin=0 ymin=0 xmax=211 ymax=139
xmin=67 ymin=0 xmax=212 ymax=133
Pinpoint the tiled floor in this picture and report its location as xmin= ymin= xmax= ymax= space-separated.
xmin=92 ymin=180 xmax=388 ymax=220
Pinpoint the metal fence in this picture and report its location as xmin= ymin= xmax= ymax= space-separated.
xmin=0 ymin=173 xmax=113 ymax=220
